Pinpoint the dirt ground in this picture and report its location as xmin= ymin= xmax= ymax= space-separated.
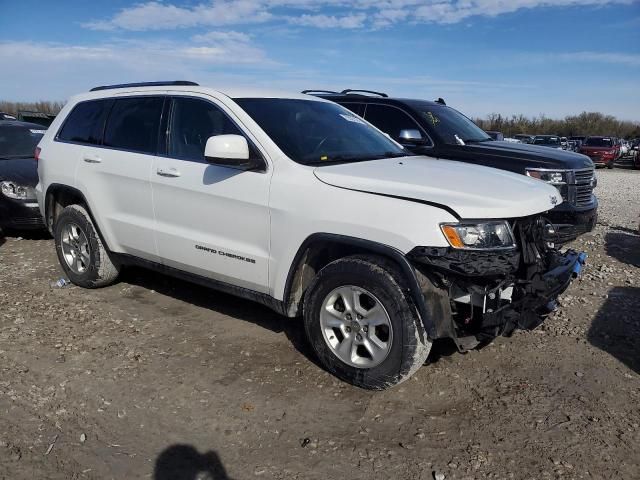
xmin=0 ymin=170 xmax=639 ymax=480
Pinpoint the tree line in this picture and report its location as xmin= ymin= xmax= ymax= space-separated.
xmin=473 ymin=112 xmax=640 ymax=139
xmin=0 ymin=100 xmax=65 ymax=116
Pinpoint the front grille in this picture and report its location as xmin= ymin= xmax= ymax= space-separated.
xmin=572 ymin=168 xmax=595 ymax=207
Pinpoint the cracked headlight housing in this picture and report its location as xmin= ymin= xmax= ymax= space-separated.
xmin=441 ymin=221 xmax=516 ymax=250
xmin=1 ymin=181 xmax=35 ymax=200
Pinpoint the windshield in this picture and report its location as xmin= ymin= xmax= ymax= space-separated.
xmin=0 ymin=125 xmax=45 ymax=159
xmin=584 ymin=137 xmax=613 ymax=147
xmin=411 ymin=104 xmax=491 ymax=145
xmin=234 ymin=98 xmax=407 ymax=165
xmin=533 ymin=136 xmax=560 ymax=146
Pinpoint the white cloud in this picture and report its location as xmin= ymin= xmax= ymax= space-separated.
xmin=82 ymin=0 xmax=634 ymax=31
xmin=192 ymin=30 xmax=253 ymax=42
xmin=0 ymin=35 xmax=276 ymax=78
xmin=82 ymin=1 xmax=272 ymax=31
xmin=555 ymin=51 xmax=640 ymax=67
xmin=288 ymin=13 xmax=367 ymax=28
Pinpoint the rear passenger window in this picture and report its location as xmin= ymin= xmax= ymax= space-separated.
xmin=168 ymin=97 xmax=243 ymax=161
xmin=103 ymin=97 xmax=164 ymax=154
xmin=57 ymin=100 xmax=111 ymax=145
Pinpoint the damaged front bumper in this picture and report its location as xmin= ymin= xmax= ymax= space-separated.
xmin=408 ymin=238 xmax=587 ymax=351
xmin=475 ymin=249 xmax=586 ymax=342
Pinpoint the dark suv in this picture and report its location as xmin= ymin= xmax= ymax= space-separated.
xmin=306 ymin=90 xmax=598 ymax=243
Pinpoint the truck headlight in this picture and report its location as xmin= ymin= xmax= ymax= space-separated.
xmin=525 ymin=169 xmax=566 ymax=184
xmin=525 ymin=168 xmax=568 ymax=200
xmin=1 ymin=181 xmax=36 ymax=200
xmin=440 ymin=221 xmax=516 ymax=250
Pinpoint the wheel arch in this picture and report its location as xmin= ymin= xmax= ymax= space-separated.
xmin=282 ymin=233 xmax=439 ymax=340
xmin=44 ymin=184 xmax=111 ymax=250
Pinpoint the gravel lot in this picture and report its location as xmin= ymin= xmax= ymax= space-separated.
xmin=0 ymin=169 xmax=638 ymax=480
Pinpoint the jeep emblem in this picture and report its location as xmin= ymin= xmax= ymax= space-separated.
xmin=550 ymin=195 xmax=558 ymax=205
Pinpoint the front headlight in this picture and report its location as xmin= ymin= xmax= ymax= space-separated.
xmin=525 ymin=168 xmax=568 ymax=200
xmin=440 ymin=221 xmax=516 ymax=250
xmin=1 ymin=181 xmax=36 ymax=200
xmin=525 ymin=169 xmax=566 ymax=184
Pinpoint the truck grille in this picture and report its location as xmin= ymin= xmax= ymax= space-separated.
xmin=572 ymin=168 xmax=595 ymax=207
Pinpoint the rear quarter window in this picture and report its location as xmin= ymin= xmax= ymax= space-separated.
xmin=57 ymin=99 xmax=112 ymax=145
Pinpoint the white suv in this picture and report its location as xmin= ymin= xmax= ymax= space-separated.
xmin=36 ymin=81 xmax=586 ymax=389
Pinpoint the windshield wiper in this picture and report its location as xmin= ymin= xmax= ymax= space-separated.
xmin=305 ymin=152 xmax=409 ymax=165
xmin=462 ymin=138 xmax=493 ymax=144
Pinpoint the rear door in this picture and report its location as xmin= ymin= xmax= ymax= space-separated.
xmin=74 ymin=95 xmax=164 ymax=260
xmin=150 ymin=95 xmax=271 ymax=293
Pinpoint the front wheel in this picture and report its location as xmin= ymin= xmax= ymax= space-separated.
xmin=303 ymin=255 xmax=431 ymax=390
xmin=607 ymin=161 xmax=614 ymax=169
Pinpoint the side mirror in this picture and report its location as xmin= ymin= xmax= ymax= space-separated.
xmin=398 ymin=129 xmax=424 ymax=144
xmin=204 ymin=135 xmax=261 ymax=170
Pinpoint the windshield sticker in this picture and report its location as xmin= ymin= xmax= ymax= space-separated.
xmin=320 ymin=155 xmax=328 ymax=161
xmin=340 ymin=113 xmax=365 ymax=124
xmin=30 ymin=129 xmax=46 ymax=134
xmin=425 ymin=112 xmax=440 ymax=127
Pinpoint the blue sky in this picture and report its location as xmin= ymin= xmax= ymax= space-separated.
xmin=1 ymin=0 xmax=639 ymax=120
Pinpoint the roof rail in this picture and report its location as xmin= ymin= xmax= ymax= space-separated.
xmin=341 ymin=89 xmax=388 ymax=98
xmin=90 ymin=81 xmax=199 ymax=92
xmin=301 ymin=89 xmax=339 ymax=95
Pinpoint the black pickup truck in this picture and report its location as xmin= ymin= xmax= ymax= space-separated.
xmin=306 ymin=89 xmax=597 ymax=244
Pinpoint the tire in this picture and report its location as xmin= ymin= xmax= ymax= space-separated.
xmin=54 ymin=204 xmax=120 ymax=288
xmin=303 ymin=255 xmax=431 ymax=390
xmin=607 ymin=162 xmax=614 ymax=169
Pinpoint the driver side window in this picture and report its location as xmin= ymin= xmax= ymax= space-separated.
xmin=364 ymin=104 xmax=429 ymax=145
xmin=168 ymin=97 xmax=243 ymax=162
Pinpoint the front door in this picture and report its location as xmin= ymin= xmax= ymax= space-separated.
xmin=150 ymin=95 xmax=271 ymax=293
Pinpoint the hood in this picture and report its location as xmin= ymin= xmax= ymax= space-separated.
xmin=0 ymin=157 xmax=38 ymax=186
xmin=314 ymin=156 xmax=560 ymax=220
xmin=463 ymin=141 xmax=593 ymax=170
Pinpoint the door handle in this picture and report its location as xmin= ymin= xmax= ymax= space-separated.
xmin=156 ymin=167 xmax=181 ymax=178
xmin=83 ymin=155 xmax=102 ymax=164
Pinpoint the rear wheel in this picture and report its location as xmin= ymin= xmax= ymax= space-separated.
xmin=303 ymin=255 xmax=431 ymax=390
xmin=54 ymin=205 xmax=120 ymax=288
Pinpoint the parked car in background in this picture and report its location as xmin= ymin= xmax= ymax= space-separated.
xmin=36 ymin=81 xmax=587 ymax=389
xmin=17 ymin=111 xmax=57 ymax=128
xmin=619 ymin=140 xmax=629 ymax=156
xmin=0 ymin=112 xmax=17 ymax=121
xmin=485 ymin=131 xmax=504 ymax=141
xmin=514 ymin=134 xmax=534 ymax=144
xmin=560 ymin=137 xmax=568 ymax=150
xmin=613 ymin=139 xmax=639 ymax=169
xmin=579 ymin=136 xmax=617 ymax=168
xmin=0 ymin=120 xmax=46 ymax=231
xmin=532 ymin=135 xmax=563 ymax=149
xmin=307 ymin=89 xmax=597 ymax=243
xmin=568 ymin=136 xmax=585 ymax=152
xmin=503 ymin=137 xmax=522 ymax=143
